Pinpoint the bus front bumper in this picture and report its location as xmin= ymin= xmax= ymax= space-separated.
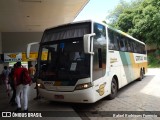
xmin=38 ymin=88 xmax=95 ymax=103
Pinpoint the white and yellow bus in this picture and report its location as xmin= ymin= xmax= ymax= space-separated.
xmin=27 ymin=20 xmax=147 ymax=103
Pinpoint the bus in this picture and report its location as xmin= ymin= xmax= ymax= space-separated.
xmin=27 ymin=20 xmax=147 ymax=103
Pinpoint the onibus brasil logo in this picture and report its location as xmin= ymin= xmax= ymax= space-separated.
xmin=1 ymin=112 xmax=42 ymax=118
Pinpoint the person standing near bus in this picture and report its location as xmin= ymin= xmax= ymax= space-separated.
xmin=9 ymin=63 xmax=17 ymax=105
xmin=28 ymin=64 xmax=36 ymax=82
xmin=2 ymin=66 xmax=10 ymax=96
xmin=14 ymin=62 xmax=30 ymax=112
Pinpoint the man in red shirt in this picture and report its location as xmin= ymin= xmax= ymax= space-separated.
xmin=14 ymin=62 xmax=30 ymax=112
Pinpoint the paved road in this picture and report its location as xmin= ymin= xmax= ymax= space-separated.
xmin=0 ymin=82 xmax=81 ymax=120
xmin=0 ymin=68 xmax=160 ymax=120
xmin=74 ymin=68 xmax=160 ymax=120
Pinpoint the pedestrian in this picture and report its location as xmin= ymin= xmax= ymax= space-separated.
xmin=1 ymin=66 xmax=10 ymax=96
xmin=9 ymin=63 xmax=17 ymax=106
xmin=33 ymin=63 xmax=41 ymax=100
xmin=28 ymin=64 xmax=36 ymax=82
xmin=14 ymin=62 xmax=31 ymax=112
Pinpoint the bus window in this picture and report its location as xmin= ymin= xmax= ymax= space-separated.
xmin=119 ymin=36 xmax=126 ymax=52
xmin=123 ymin=37 xmax=128 ymax=52
xmin=139 ymin=44 xmax=145 ymax=54
xmin=136 ymin=42 xmax=141 ymax=53
xmin=108 ymin=28 xmax=119 ymax=50
xmin=113 ymin=33 xmax=120 ymax=50
xmin=108 ymin=29 xmax=115 ymax=50
xmin=93 ymin=23 xmax=106 ymax=80
xmin=132 ymin=41 xmax=137 ymax=53
xmin=142 ymin=45 xmax=146 ymax=54
xmin=125 ymin=38 xmax=133 ymax=52
xmin=128 ymin=38 xmax=134 ymax=52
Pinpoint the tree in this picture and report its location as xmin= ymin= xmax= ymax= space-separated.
xmin=116 ymin=10 xmax=134 ymax=32
xmin=106 ymin=0 xmax=143 ymax=26
xmin=132 ymin=0 xmax=160 ymax=48
xmin=106 ymin=0 xmax=129 ymax=27
xmin=108 ymin=0 xmax=160 ymax=48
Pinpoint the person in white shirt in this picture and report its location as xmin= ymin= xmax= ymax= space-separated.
xmin=2 ymin=66 xmax=10 ymax=92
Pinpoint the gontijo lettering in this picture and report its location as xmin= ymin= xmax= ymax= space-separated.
xmin=136 ymin=56 xmax=143 ymax=61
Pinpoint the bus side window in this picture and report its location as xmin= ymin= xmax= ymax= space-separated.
xmin=113 ymin=33 xmax=119 ymax=50
xmin=93 ymin=23 xmax=106 ymax=80
xmin=131 ymin=42 xmax=134 ymax=52
xmin=115 ymin=35 xmax=120 ymax=51
xmin=108 ymin=29 xmax=115 ymax=50
xmin=132 ymin=42 xmax=137 ymax=53
xmin=127 ymin=38 xmax=133 ymax=52
xmin=108 ymin=28 xmax=119 ymax=51
xmin=136 ymin=43 xmax=140 ymax=53
xmin=123 ymin=37 xmax=128 ymax=52
xmin=119 ymin=37 xmax=126 ymax=52
xmin=143 ymin=45 xmax=146 ymax=54
xmin=140 ymin=44 xmax=144 ymax=54
xmin=138 ymin=44 xmax=141 ymax=54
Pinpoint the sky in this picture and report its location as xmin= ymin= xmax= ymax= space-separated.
xmin=74 ymin=0 xmax=132 ymax=22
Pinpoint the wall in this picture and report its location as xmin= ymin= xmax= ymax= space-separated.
xmin=0 ymin=33 xmax=1 ymax=53
xmin=146 ymin=44 xmax=156 ymax=51
xmin=2 ymin=32 xmax=43 ymax=53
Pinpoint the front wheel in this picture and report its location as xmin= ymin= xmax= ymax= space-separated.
xmin=108 ymin=78 xmax=118 ymax=100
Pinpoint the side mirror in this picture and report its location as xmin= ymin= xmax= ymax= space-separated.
xmin=27 ymin=42 xmax=39 ymax=59
xmin=83 ymin=33 xmax=95 ymax=54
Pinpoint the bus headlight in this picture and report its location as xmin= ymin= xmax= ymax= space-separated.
xmin=37 ymin=83 xmax=45 ymax=89
xmin=75 ymin=82 xmax=92 ymax=90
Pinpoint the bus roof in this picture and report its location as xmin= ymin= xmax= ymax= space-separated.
xmin=45 ymin=20 xmax=93 ymax=31
xmin=44 ymin=20 xmax=145 ymax=45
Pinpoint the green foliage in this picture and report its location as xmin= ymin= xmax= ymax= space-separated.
xmin=129 ymin=1 xmax=160 ymax=45
xmin=106 ymin=0 xmax=129 ymax=26
xmin=148 ymin=52 xmax=160 ymax=68
xmin=106 ymin=0 xmax=160 ymax=49
xmin=116 ymin=10 xmax=134 ymax=32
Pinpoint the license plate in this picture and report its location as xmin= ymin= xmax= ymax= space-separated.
xmin=54 ymin=95 xmax=64 ymax=99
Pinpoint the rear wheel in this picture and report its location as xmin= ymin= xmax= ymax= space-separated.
xmin=138 ymin=69 xmax=144 ymax=81
xmin=108 ymin=78 xmax=118 ymax=100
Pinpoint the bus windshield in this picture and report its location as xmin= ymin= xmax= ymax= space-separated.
xmin=39 ymin=38 xmax=90 ymax=85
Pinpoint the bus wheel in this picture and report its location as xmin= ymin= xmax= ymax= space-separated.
xmin=108 ymin=78 xmax=118 ymax=100
xmin=138 ymin=70 xmax=144 ymax=81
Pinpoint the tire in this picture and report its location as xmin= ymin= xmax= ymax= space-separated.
xmin=108 ymin=78 xmax=118 ymax=100
xmin=142 ymin=70 xmax=144 ymax=79
xmin=138 ymin=69 xmax=144 ymax=81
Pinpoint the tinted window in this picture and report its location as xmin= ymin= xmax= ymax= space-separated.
xmin=127 ymin=38 xmax=134 ymax=52
xmin=119 ymin=36 xmax=127 ymax=52
xmin=108 ymin=28 xmax=119 ymax=50
xmin=93 ymin=23 xmax=106 ymax=80
xmin=108 ymin=28 xmax=146 ymax=54
xmin=39 ymin=38 xmax=90 ymax=84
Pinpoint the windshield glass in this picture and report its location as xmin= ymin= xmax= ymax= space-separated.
xmin=39 ymin=38 xmax=90 ymax=85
